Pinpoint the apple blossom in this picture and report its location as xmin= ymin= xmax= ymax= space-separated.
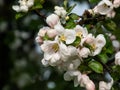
xmin=99 ymin=78 xmax=113 ymax=90
xmin=12 ymin=0 xmax=34 ymax=12
xmin=80 ymin=74 xmax=95 ymax=90
xmin=54 ymin=23 xmax=65 ymax=34
xmin=115 ymin=51 xmax=120 ymax=65
xmin=74 ymin=25 xmax=88 ymax=38
xmin=59 ymin=29 xmax=76 ymax=44
xmin=38 ymin=27 xmax=50 ymax=37
xmin=46 ymin=14 xmax=60 ymax=28
xmin=77 ymin=47 xmax=90 ymax=58
xmin=64 ymin=70 xmax=81 ymax=87
xmin=35 ymin=36 xmax=43 ymax=45
xmin=93 ymin=0 xmax=114 ymax=17
xmin=47 ymin=29 xmax=57 ymax=38
xmin=112 ymin=40 xmax=120 ymax=51
xmin=113 ymin=0 xmax=120 ymax=8
xmin=54 ymin=6 xmax=67 ymax=18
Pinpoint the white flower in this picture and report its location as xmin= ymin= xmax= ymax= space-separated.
xmin=54 ymin=6 xmax=67 ymax=18
xmin=41 ymin=59 xmax=49 ymax=66
xmin=54 ymin=23 xmax=65 ymax=34
xmin=99 ymin=78 xmax=113 ymax=90
xmin=80 ymin=74 xmax=95 ymax=90
xmin=113 ymin=0 xmax=120 ymax=8
xmin=47 ymin=29 xmax=57 ymax=38
xmin=112 ymin=40 xmax=120 ymax=51
xmin=12 ymin=5 xmax=21 ymax=12
xmin=92 ymin=34 xmax=106 ymax=56
xmin=35 ymin=36 xmax=43 ymax=44
xmin=20 ymin=5 xmax=29 ymax=12
xmin=78 ymin=47 xmax=90 ymax=58
xmin=41 ymin=40 xmax=60 ymax=66
xmin=74 ymin=25 xmax=88 ymax=38
xmin=38 ymin=27 xmax=50 ymax=37
xmin=12 ymin=0 xmax=34 ymax=12
xmin=26 ymin=0 xmax=34 ymax=7
xmin=41 ymin=39 xmax=70 ymax=66
xmin=93 ymin=0 xmax=114 ymax=17
xmin=81 ymin=33 xmax=95 ymax=46
xmin=64 ymin=70 xmax=81 ymax=87
xmin=81 ymin=34 xmax=106 ymax=56
xmin=115 ymin=51 xmax=120 ymax=65
xmin=46 ymin=14 xmax=60 ymax=27
xmin=59 ymin=29 xmax=76 ymax=44
xmin=106 ymin=10 xmax=116 ymax=18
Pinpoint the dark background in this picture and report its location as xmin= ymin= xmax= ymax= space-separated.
xmin=0 ymin=0 xmax=88 ymax=90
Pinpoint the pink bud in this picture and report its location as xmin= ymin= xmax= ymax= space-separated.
xmin=38 ymin=27 xmax=50 ymax=37
xmin=113 ymin=0 xmax=120 ymax=8
xmin=86 ymin=80 xmax=95 ymax=90
xmin=47 ymin=29 xmax=57 ymax=38
xmin=46 ymin=14 xmax=60 ymax=27
xmin=35 ymin=36 xmax=43 ymax=45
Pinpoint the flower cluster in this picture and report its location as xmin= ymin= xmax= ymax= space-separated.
xmin=12 ymin=0 xmax=34 ymax=12
xmin=35 ymin=5 xmax=108 ymax=90
xmin=93 ymin=0 xmax=120 ymax=18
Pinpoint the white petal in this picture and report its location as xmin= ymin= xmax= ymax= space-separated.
xmin=96 ymin=34 xmax=106 ymax=47
xmin=12 ymin=5 xmax=21 ymax=12
xmin=65 ymin=30 xmax=76 ymax=44
xmin=41 ymin=59 xmax=49 ymax=66
xmin=54 ymin=23 xmax=64 ymax=34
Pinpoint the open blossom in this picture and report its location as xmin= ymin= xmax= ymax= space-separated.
xmin=46 ymin=14 xmax=60 ymax=28
xmin=81 ymin=34 xmax=106 ymax=56
xmin=12 ymin=0 xmax=34 ymax=12
xmin=115 ymin=51 xmax=120 ymax=65
xmin=74 ymin=25 xmax=88 ymax=38
xmin=41 ymin=40 xmax=60 ymax=66
xmin=59 ymin=29 xmax=76 ymax=44
xmin=93 ymin=0 xmax=114 ymax=17
xmin=99 ymin=78 xmax=113 ymax=90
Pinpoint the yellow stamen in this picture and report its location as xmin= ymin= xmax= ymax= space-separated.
xmin=76 ymin=32 xmax=82 ymax=38
xmin=65 ymin=16 xmax=69 ymax=21
xmin=52 ymin=43 xmax=59 ymax=52
xmin=60 ymin=35 xmax=66 ymax=41
xmin=91 ymin=44 xmax=96 ymax=50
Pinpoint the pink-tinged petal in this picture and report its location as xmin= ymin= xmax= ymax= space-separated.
xmin=46 ymin=14 xmax=60 ymax=27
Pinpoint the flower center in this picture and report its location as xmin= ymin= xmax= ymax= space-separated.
xmin=59 ymin=34 xmax=66 ymax=41
xmin=76 ymin=32 xmax=82 ymax=38
xmin=52 ymin=43 xmax=59 ymax=52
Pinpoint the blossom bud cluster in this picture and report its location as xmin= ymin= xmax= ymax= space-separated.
xmin=12 ymin=0 xmax=34 ymax=12
xmin=35 ymin=6 xmax=107 ymax=90
xmin=93 ymin=0 xmax=120 ymax=18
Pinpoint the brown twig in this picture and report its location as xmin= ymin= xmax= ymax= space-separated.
xmin=34 ymin=10 xmax=46 ymax=19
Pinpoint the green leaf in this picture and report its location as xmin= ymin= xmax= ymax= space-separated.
xmin=89 ymin=0 xmax=100 ymax=3
xmin=65 ymin=19 xmax=76 ymax=29
xmin=97 ymin=53 xmax=108 ymax=64
xmin=88 ymin=60 xmax=103 ymax=73
xmin=31 ymin=4 xmax=42 ymax=10
xmin=15 ymin=13 xmax=25 ymax=19
xmin=111 ymin=66 xmax=120 ymax=81
xmin=69 ymin=13 xmax=79 ymax=20
xmin=71 ymin=37 xmax=81 ymax=47
xmin=67 ymin=4 xmax=76 ymax=13
xmin=63 ymin=0 xmax=68 ymax=10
